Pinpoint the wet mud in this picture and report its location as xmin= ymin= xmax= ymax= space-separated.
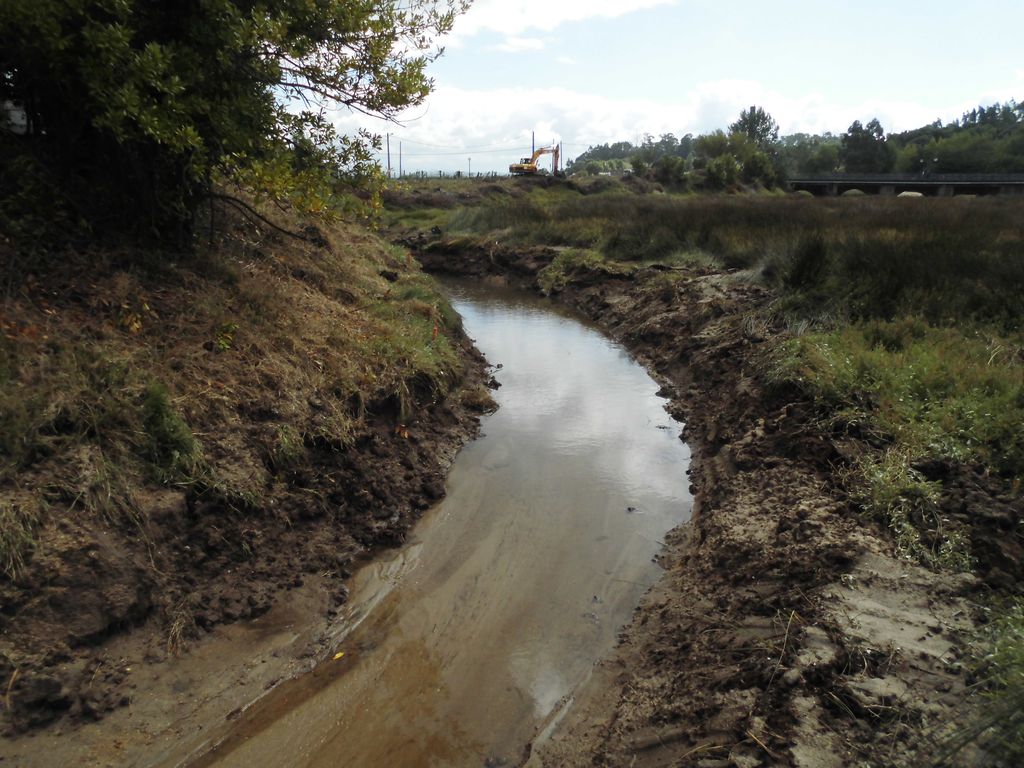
xmin=412 ymin=239 xmax=1020 ymax=767
xmin=180 ymin=281 xmax=693 ymax=767
xmin=5 ymin=226 xmax=1020 ymax=767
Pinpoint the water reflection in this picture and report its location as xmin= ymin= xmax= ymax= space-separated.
xmin=450 ymin=282 xmax=691 ymax=506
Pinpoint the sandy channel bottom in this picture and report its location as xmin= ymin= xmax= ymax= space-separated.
xmin=187 ymin=280 xmax=693 ymax=768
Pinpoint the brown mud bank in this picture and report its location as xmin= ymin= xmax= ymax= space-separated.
xmin=412 ymin=239 xmax=1021 ymax=767
xmin=0 ymin=208 xmax=492 ymax=754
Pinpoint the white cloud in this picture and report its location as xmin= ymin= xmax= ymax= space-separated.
xmin=493 ymin=36 xmax=545 ymax=53
xmin=449 ymin=0 xmax=677 ymax=40
xmin=555 ymin=55 xmax=577 ymax=66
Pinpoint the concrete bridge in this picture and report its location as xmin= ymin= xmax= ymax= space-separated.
xmin=788 ymin=173 xmax=1024 ymax=197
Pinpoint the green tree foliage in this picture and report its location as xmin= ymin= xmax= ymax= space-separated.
xmin=0 ymin=0 xmax=468 ymax=243
xmin=805 ymin=143 xmax=841 ymax=173
xmin=841 ymin=118 xmax=896 ymax=173
xmin=571 ymin=99 xmax=1024 ymax=184
xmin=572 ymin=134 xmax=694 ymax=175
xmin=705 ymin=155 xmax=739 ymax=189
xmin=777 ymin=133 xmax=841 ymax=175
xmin=652 ymin=155 xmax=688 ymax=188
xmin=692 ymin=130 xmax=775 ymax=188
xmin=694 ymin=130 xmax=731 ymax=163
xmin=890 ymin=100 xmax=1024 ymax=174
xmin=729 ymin=105 xmax=779 ymax=148
xmin=629 ymin=154 xmax=650 ymax=177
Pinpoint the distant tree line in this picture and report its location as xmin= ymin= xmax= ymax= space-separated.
xmin=569 ymin=100 xmax=1024 ymax=187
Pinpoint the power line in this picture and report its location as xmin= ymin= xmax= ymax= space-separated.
xmin=400 ymin=147 xmax=526 ymax=157
xmin=397 ymin=137 xmax=526 ymax=151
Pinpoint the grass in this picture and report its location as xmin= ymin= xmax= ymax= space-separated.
xmin=771 ymin=319 xmax=1024 ymax=477
xmin=940 ymin=600 xmax=1024 ymax=763
xmin=142 ymin=382 xmax=203 ymax=483
xmin=0 ymin=500 xmax=40 ymax=580
xmin=386 ymin=180 xmax=1024 ymax=756
xmin=390 ymin=180 xmax=1024 ymax=330
xmin=852 ymin=448 xmax=973 ymax=570
xmin=537 ymin=248 xmax=608 ymax=292
xmin=0 ymin=193 xmax=475 ymax=581
xmin=974 ymin=601 xmax=1024 ymax=762
xmin=770 ymin=318 xmax=1023 ymax=568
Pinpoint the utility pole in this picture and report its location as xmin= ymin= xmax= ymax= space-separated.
xmin=532 ymin=131 xmax=535 ymax=156
xmin=468 ymin=157 xmax=471 ymax=177
xmin=386 ymin=133 xmax=391 ymax=178
xmin=399 ymin=141 xmax=402 ymax=179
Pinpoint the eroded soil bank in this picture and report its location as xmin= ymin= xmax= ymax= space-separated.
xmin=178 ymin=281 xmax=692 ymax=768
xmin=412 ymin=238 xmax=1022 ymax=767
xmin=0 ymin=208 xmax=492 ymax=763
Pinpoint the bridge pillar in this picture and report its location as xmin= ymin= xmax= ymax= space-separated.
xmin=826 ymin=183 xmax=838 ymax=196
xmin=937 ymin=184 xmax=953 ymax=197
xmin=880 ymin=184 xmax=896 ymax=196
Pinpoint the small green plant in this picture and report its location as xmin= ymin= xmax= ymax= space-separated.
xmin=537 ymin=249 xmax=603 ymax=291
xmin=271 ymin=424 xmax=305 ymax=472
xmin=215 ymin=322 xmax=239 ymax=351
xmin=853 ymin=448 xmax=972 ymax=570
xmin=142 ymin=382 xmax=201 ymax=482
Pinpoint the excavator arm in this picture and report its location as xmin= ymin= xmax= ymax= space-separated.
xmin=510 ymin=145 xmax=561 ymax=176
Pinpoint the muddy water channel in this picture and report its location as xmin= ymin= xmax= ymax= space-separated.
xmin=191 ymin=282 xmax=692 ymax=767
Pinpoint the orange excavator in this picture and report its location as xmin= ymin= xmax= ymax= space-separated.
xmin=509 ymin=144 xmax=561 ymax=175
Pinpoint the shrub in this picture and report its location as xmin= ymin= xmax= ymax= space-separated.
xmin=142 ymin=383 xmax=200 ymax=481
xmin=706 ymin=155 xmax=740 ymax=189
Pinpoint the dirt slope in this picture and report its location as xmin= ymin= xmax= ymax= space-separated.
xmin=0 ymin=207 xmax=492 ymax=741
xmin=413 ymin=240 xmax=1017 ymax=767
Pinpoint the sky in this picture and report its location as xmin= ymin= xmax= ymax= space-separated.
xmin=329 ymin=0 xmax=1024 ymax=175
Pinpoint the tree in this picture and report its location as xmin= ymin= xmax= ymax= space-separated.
xmin=652 ymin=155 xmax=687 ymax=188
xmin=776 ymin=132 xmax=841 ymax=175
xmin=840 ymin=118 xmax=895 ymax=173
xmin=695 ymin=130 xmax=730 ymax=162
xmin=629 ymin=154 xmax=650 ymax=177
xmin=740 ymin=151 xmax=775 ymax=185
xmin=0 ymin=0 xmax=468 ymax=243
xmin=705 ymin=155 xmax=739 ymax=189
xmin=805 ymin=143 xmax=840 ymax=174
xmin=729 ymin=106 xmax=779 ymax=148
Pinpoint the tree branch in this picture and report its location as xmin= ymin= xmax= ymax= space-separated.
xmin=206 ymin=192 xmax=311 ymax=243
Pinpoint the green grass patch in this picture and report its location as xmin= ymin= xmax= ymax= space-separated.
xmin=852 ymin=447 xmax=973 ymax=570
xmin=393 ymin=185 xmax=1024 ymax=330
xmin=772 ymin=318 xmax=1023 ymax=567
xmin=772 ymin=319 xmax=1024 ymax=477
xmin=142 ymin=382 xmax=202 ymax=483
xmin=974 ymin=600 xmax=1024 ymax=762
xmin=0 ymin=341 xmax=137 ymax=476
xmin=538 ymin=249 xmax=606 ymax=292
